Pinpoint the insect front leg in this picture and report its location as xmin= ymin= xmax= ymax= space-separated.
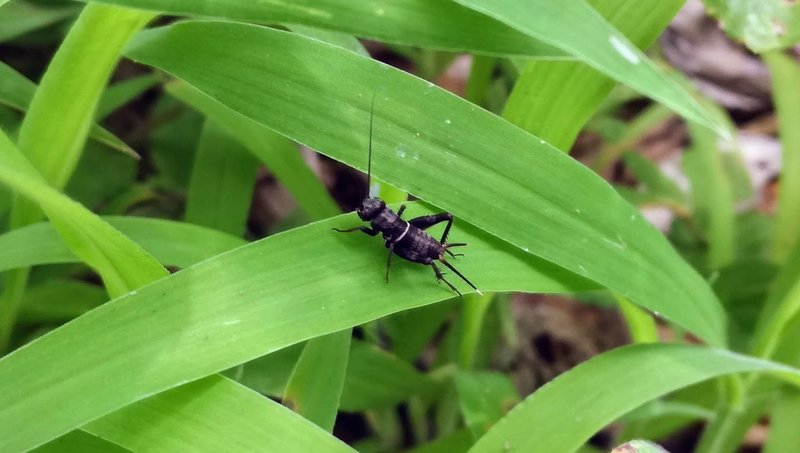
xmin=397 ymin=204 xmax=407 ymax=218
xmin=332 ymin=226 xmax=379 ymax=236
xmin=409 ymin=213 xmax=454 ymax=243
xmin=385 ymin=245 xmax=394 ymax=283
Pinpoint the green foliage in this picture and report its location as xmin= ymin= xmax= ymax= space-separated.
xmin=0 ymin=0 xmax=798 ymax=451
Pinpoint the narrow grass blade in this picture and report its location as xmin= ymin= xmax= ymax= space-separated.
xmin=1 ymin=4 xmax=152 ymax=348
xmin=0 ymin=203 xmax=592 ymax=451
xmin=166 ymin=80 xmax=340 ymax=220
xmin=455 ymin=371 xmax=518 ymax=436
xmin=505 ymin=0 xmax=683 ymax=151
xmin=14 ymin=4 xmax=152 ymax=192
xmin=0 ymin=60 xmax=137 ymax=157
xmin=683 ymin=118 xmax=736 ymax=270
xmin=0 ymin=216 xmax=246 ymax=273
xmin=765 ymin=51 xmax=800 ymax=263
xmin=0 ymin=1 xmax=78 ymax=43
xmin=468 ymin=344 xmax=800 ymax=453
xmin=704 ymin=0 xmax=800 ymax=52
xmin=0 ymin=131 xmax=167 ymax=297
xmin=763 ymin=392 xmax=800 ymax=453
xmin=339 ymin=340 xmax=436 ymax=412
xmin=76 ymin=0 xmax=563 ymax=57
xmin=185 ymin=120 xmax=259 ymax=236
xmin=96 ymin=73 xmax=159 ymax=119
xmin=33 ymin=430 xmax=130 ymax=453
xmin=283 ymin=330 xmax=351 ymax=431
xmin=465 ymin=0 xmax=724 ymax=137
xmin=19 ymin=280 xmax=107 ymax=324
xmin=125 ymin=21 xmax=726 ymax=345
xmin=84 ymin=375 xmax=355 ymax=452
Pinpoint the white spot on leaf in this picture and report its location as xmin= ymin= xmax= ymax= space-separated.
xmin=609 ymin=35 xmax=640 ymax=64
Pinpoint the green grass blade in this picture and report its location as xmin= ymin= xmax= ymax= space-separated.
xmin=683 ymin=119 xmax=736 ymax=270
xmin=0 ymin=202 xmax=591 ymax=451
xmin=457 ymin=0 xmax=723 ymax=136
xmin=166 ymin=80 xmax=340 ymax=220
xmin=0 ymin=59 xmax=137 ymax=157
xmin=339 ymin=340 xmax=435 ymax=412
xmin=468 ymin=344 xmax=800 ymax=453
xmin=14 ymin=4 xmax=152 ymax=192
xmin=765 ymin=51 xmax=800 ymax=263
xmin=96 ymin=73 xmax=159 ymax=119
xmin=455 ymin=371 xmax=518 ymax=436
xmin=0 ymin=1 xmax=78 ymax=43
xmin=124 ymin=21 xmax=726 ymax=345
xmin=704 ymin=0 xmax=800 ymax=52
xmin=84 ymin=375 xmax=355 ymax=452
xmin=283 ymin=330 xmax=351 ymax=431
xmin=622 ymin=152 xmax=686 ymax=207
xmin=1 ymin=4 xmax=152 ymax=349
xmin=19 ymin=280 xmax=107 ymax=324
xmin=0 ymin=216 xmax=246 ymax=272
xmin=34 ymin=430 xmax=130 ymax=453
xmin=185 ymin=120 xmax=259 ymax=236
xmin=76 ymin=0 xmax=563 ymax=57
xmin=504 ymin=0 xmax=684 ymax=151
xmin=763 ymin=392 xmax=800 ymax=453
xmin=0 ymin=131 xmax=167 ymax=297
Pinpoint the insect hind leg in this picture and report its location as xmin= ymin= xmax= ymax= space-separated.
xmin=444 ymin=242 xmax=466 ymax=258
xmin=409 ymin=213 xmax=454 ymax=243
xmin=439 ymin=259 xmax=482 ymax=295
xmin=431 ymin=262 xmax=461 ymax=297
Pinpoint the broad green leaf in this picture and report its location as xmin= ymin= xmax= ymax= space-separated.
xmin=166 ymin=80 xmax=340 ymax=220
xmin=456 ymin=0 xmax=722 ymax=136
xmin=287 ymin=24 xmax=369 ymax=57
xmin=84 ymin=375 xmax=354 ymax=452
xmin=504 ymin=0 xmax=684 ymax=151
xmin=0 ymin=59 xmax=136 ymax=157
xmin=765 ymin=51 xmax=800 ymax=263
xmin=0 ymin=202 xmax=591 ymax=451
xmin=339 ymin=340 xmax=436 ymax=412
xmin=77 ymin=0 xmax=563 ymax=57
xmin=0 ymin=131 xmax=167 ymax=297
xmin=0 ymin=1 xmax=78 ymax=43
xmin=185 ymin=120 xmax=259 ymax=236
xmin=125 ymin=21 xmax=726 ymax=345
xmin=283 ymin=330 xmax=351 ymax=431
xmin=704 ymin=0 xmax=800 ymax=52
xmin=469 ymin=344 xmax=800 ymax=453
xmin=227 ymin=343 xmax=305 ymax=396
xmin=0 ymin=216 xmax=245 ymax=273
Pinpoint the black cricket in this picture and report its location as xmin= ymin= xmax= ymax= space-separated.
xmin=333 ymin=97 xmax=481 ymax=297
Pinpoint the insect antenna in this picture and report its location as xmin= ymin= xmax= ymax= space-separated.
xmin=367 ymin=93 xmax=377 ymax=198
